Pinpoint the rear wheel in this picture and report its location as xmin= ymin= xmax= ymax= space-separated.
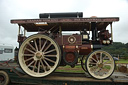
xmin=85 ymin=50 xmax=115 ymax=79
xmin=18 ymin=34 xmax=61 ymax=77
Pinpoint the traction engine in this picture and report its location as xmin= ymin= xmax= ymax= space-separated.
xmin=11 ymin=12 xmax=119 ymax=79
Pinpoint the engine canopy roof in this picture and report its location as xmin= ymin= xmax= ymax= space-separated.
xmin=11 ymin=17 xmax=119 ymax=32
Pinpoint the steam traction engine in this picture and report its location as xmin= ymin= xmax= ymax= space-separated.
xmin=11 ymin=12 xmax=119 ymax=79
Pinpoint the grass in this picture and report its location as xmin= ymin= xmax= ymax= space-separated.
xmin=55 ymin=69 xmax=84 ymax=73
xmin=55 ymin=65 xmax=85 ymax=73
xmin=115 ymin=59 xmax=128 ymax=64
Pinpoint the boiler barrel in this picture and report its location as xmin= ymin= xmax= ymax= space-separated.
xmin=39 ymin=12 xmax=83 ymax=18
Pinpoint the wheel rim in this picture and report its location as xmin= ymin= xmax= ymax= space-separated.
xmin=81 ymin=55 xmax=87 ymax=72
xmin=18 ymin=34 xmax=61 ymax=77
xmin=86 ymin=50 xmax=115 ymax=79
xmin=0 ymin=71 xmax=9 ymax=85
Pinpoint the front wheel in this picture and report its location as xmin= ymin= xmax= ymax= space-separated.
xmin=85 ymin=50 xmax=115 ymax=79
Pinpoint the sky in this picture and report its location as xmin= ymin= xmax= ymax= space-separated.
xmin=0 ymin=0 xmax=128 ymax=48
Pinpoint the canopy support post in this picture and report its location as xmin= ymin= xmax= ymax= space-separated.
xmin=24 ymin=29 xmax=26 ymax=37
xmin=18 ymin=25 xmax=21 ymax=35
xmin=110 ymin=23 xmax=113 ymax=41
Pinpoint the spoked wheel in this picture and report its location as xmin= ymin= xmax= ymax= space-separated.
xmin=85 ymin=50 xmax=115 ymax=79
xmin=81 ymin=55 xmax=87 ymax=72
xmin=0 ymin=71 xmax=10 ymax=85
xmin=18 ymin=34 xmax=61 ymax=77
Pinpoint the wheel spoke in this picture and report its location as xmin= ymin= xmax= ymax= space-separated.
xmin=24 ymin=54 xmax=34 ymax=56
xmin=40 ymin=40 xmax=47 ymax=51
xmin=34 ymin=39 xmax=38 ymax=51
xmin=90 ymin=66 xmax=98 ymax=68
xmin=33 ymin=60 xmax=37 ymax=71
xmin=25 ymin=48 xmax=35 ymax=54
xmin=44 ymin=49 xmax=56 ymax=55
xmin=103 ymin=60 xmax=110 ymax=64
xmin=39 ymin=38 xmax=41 ymax=51
xmin=104 ymin=64 xmax=111 ymax=67
xmin=28 ymin=61 xmax=35 ymax=67
xmin=44 ymin=57 xmax=55 ymax=63
xmin=94 ymin=67 xmax=101 ymax=73
xmin=40 ymin=60 xmax=46 ymax=71
xmin=90 ymin=66 xmax=98 ymax=71
xmin=38 ymin=61 xmax=40 ymax=73
xmin=98 ymin=69 xmax=106 ymax=76
xmin=44 ymin=55 xmax=57 ymax=57
xmin=25 ymin=57 xmax=33 ymax=62
xmin=103 ymin=55 xmax=107 ymax=60
xmin=96 ymin=68 xmax=106 ymax=76
xmin=100 ymin=52 xmax=103 ymax=63
xmin=43 ymin=43 xmax=52 ymax=52
xmin=43 ymin=59 xmax=51 ymax=68
xmin=95 ymin=53 xmax=99 ymax=62
xmin=27 ymin=42 xmax=36 ymax=52
xmin=89 ymin=63 xmax=97 ymax=65
xmin=91 ymin=57 xmax=98 ymax=63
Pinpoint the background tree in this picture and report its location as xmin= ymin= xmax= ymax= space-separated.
xmin=102 ymin=42 xmax=128 ymax=59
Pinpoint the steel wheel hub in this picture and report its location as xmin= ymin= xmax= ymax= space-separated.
xmin=98 ymin=63 xmax=103 ymax=68
xmin=34 ymin=51 xmax=43 ymax=60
